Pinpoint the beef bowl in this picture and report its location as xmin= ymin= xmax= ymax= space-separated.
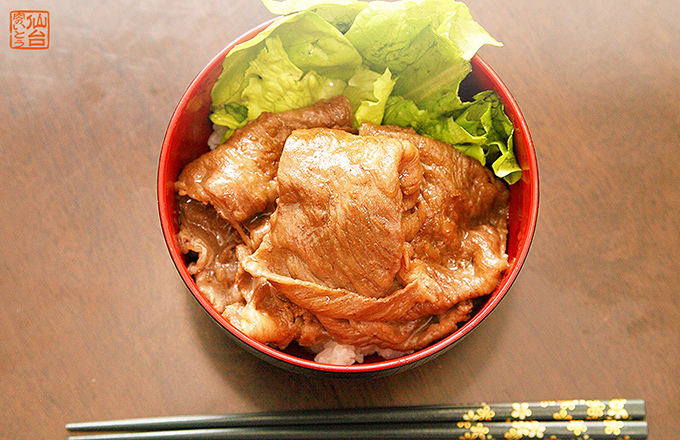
xmin=158 ymin=11 xmax=538 ymax=378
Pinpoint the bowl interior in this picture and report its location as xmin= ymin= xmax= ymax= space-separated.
xmin=158 ymin=22 xmax=538 ymax=376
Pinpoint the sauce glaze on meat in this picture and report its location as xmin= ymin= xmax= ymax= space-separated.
xmin=176 ymin=96 xmax=509 ymax=355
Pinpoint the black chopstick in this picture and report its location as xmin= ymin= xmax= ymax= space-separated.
xmin=66 ymin=399 xmax=645 ymax=432
xmin=66 ymin=420 xmax=649 ymax=440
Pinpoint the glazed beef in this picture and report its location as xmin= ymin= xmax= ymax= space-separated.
xmin=242 ymin=128 xmax=421 ymax=299
xmin=175 ymin=96 xmax=354 ymax=231
xmin=177 ymin=196 xmax=328 ymax=348
xmin=176 ymin=103 xmax=510 ymax=353
xmin=177 ymin=196 xmax=239 ymax=312
xmin=358 ymin=123 xmax=510 ymax=320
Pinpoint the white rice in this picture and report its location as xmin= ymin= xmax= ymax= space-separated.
xmin=207 ymin=124 xmax=228 ymax=150
xmin=313 ymin=341 xmax=411 ymax=365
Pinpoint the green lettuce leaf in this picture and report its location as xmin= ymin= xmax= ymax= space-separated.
xmin=308 ymin=3 xmax=368 ymax=33
xmin=454 ymin=91 xmax=520 ymax=183
xmin=384 ymin=91 xmax=522 ymax=184
xmin=433 ymin=1 xmax=503 ymax=60
xmin=273 ymin=13 xmax=362 ymax=80
xmin=210 ymin=10 xmax=362 ymax=112
xmin=208 ymin=0 xmax=520 ymax=183
xmin=262 ymin=0 xmax=368 ymax=33
xmin=242 ymin=36 xmax=347 ymax=119
xmin=208 ymin=102 xmax=249 ymax=141
xmin=381 ymin=95 xmax=428 ymax=130
xmin=262 ymin=0 xmax=360 ymax=15
xmin=344 ymin=66 xmax=395 ymax=126
xmin=344 ymin=0 xmax=501 ymax=113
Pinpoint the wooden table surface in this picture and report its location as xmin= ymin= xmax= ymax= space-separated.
xmin=2 ymin=1 xmax=678 ymax=438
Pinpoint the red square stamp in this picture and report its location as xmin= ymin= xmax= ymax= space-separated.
xmin=10 ymin=11 xmax=50 ymax=50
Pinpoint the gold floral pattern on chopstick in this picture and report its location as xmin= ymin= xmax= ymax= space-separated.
xmin=503 ymin=421 xmax=546 ymax=439
xmin=586 ymin=400 xmax=607 ymax=419
xmin=447 ymin=400 xmax=644 ymax=439
xmin=451 ymin=419 xmax=645 ymax=439
xmin=456 ymin=421 xmax=492 ymax=439
xmin=606 ymin=399 xmax=629 ymax=420
xmin=511 ymin=402 xmax=532 ymax=420
xmin=603 ymin=420 xmax=625 ymax=435
xmin=536 ymin=399 xmax=632 ymax=421
xmin=452 ymin=418 xmax=643 ymax=439
xmin=566 ymin=420 xmax=588 ymax=436
xmin=463 ymin=404 xmax=497 ymax=421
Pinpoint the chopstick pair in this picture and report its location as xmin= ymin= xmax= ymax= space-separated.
xmin=67 ymin=398 xmax=648 ymax=440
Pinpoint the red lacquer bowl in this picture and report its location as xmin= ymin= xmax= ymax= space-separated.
xmin=158 ymin=19 xmax=539 ymax=378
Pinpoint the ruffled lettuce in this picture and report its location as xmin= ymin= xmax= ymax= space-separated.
xmin=241 ymin=36 xmax=347 ymax=120
xmin=344 ymin=0 xmax=502 ymax=113
xmin=344 ymin=66 xmax=395 ymax=126
xmin=261 ymin=0 xmax=368 ymax=32
xmin=384 ymin=91 xmax=521 ymax=184
xmin=209 ymin=0 xmax=521 ymax=183
xmin=210 ymin=10 xmax=362 ymax=113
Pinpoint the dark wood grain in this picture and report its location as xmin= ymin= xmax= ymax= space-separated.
xmin=1 ymin=1 xmax=678 ymax=439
